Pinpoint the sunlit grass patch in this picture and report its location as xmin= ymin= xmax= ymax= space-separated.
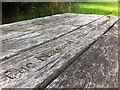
xmin=71 ymin=2 xmax=118 ymax=16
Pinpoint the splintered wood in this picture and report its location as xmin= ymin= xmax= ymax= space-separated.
xmin=0 ymin=13 xmax=119 ymax=89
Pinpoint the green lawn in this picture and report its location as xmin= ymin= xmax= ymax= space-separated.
xmin=71 ymin=2 xmax=118 ymax=16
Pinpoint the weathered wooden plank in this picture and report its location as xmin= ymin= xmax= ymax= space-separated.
xmin=1 ymin=13 xmax=80 ymax=37
xmin=47 ymin=22 xmax=119 ymax=88
xmin=0 ymin=15 xmax=118 ymax=89
xmin=1 ymin=13 xmax=75 ymax=35
xmin=1 ymin=13 xmax=102 ymax=36
xmin=1 ymin=16 xmax=110 ymax=70
xmin=1 ymin=14 xmax=103 ymax=60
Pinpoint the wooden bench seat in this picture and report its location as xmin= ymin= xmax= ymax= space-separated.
xmin=0 ymin=13 xmax=119 ymax=89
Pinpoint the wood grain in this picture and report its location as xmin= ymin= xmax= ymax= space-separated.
xmin=0 ymin=14 xmax=119 ymax=89
xmin=47 ymin=22 xmax=119 ymax=88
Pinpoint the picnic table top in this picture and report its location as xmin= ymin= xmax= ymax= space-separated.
xmin=0 ymin=13 xmax=119 ymax=89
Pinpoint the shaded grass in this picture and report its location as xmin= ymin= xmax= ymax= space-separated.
xmin=21 ymin=6 xmax=61 ymax=20
xmin=71 ymin=2 xmax=118 ymax=16
xmin=21 ymin=3 xmax=71 ymax=21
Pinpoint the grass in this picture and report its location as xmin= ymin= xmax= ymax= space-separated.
xmin=3 ymin=2 xmax=119 ymax=24
xmin=71 ymin=2 xmax=118 ymax=16
xmin=22 ymin=2 xmax=118 ymax=21
xmin=21 ymin=7 xmax=62 ymax=20
xmin=21 ymin=3 xmax=71 ymax=21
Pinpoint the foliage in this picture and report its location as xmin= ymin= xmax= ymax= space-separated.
xmin=2 ymin=2 xmax=119 ymax=24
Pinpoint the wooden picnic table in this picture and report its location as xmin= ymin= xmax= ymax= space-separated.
xmin=0 ymin=13 xmax=119 ymax=89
